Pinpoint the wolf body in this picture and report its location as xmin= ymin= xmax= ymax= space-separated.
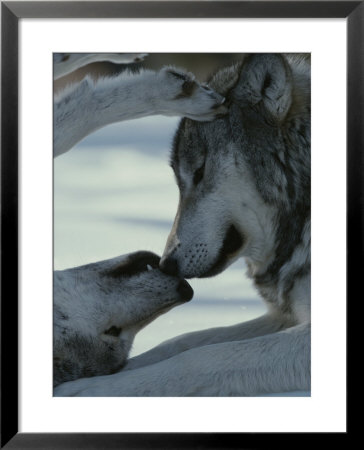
xmin=55 ymin=54 xmax=310 ymax=396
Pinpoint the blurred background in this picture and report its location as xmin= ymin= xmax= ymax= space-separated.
xmin=54 ymin=54 xmax=266 ymax=357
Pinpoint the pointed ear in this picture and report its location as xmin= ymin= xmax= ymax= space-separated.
xmin=233 ymin=54 xmax=292 ymax=123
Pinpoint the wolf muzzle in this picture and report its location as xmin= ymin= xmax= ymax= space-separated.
xmin=160 ymin=224 xmax=244 ymax=279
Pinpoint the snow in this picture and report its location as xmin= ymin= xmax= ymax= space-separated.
xmin=54 ymin=116 xmax=309 ymax=396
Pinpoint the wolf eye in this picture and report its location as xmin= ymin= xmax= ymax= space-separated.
xmin=104 ymin=326 xmax=122 ymax=337
xmin=193 ymin=163 xmax=205 ymax=185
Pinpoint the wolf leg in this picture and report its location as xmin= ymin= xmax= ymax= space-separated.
xmin=125 ymin=313 xmax=290 ymax=371
xmin=54 ymin=67 xmax=226 ymax=156
xmin=54 ymin=322 xmax=310 ymax=397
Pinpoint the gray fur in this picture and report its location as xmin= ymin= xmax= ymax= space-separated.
xmin=167 ymin=54 xmax=310 ymax=311
xmin=55 ymin=54 xmax=311 ymax=397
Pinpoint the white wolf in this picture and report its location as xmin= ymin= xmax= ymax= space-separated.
xmin=54 ymin=54 xmax=311 ymax=397
xmin=54 ymin=251 xmax=193 ymax=386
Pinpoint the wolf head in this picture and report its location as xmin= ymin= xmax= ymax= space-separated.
xmin=54 ymin=251 xmax=193 ymax=386
xmin=161 ymin=54 xmax=310 ymax=290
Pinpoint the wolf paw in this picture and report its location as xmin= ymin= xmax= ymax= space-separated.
xmin=159 ymin=67 xmax=227 ymax=121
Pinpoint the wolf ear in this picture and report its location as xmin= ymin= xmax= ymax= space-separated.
xmin=233 ymin=54 xmax=292 ymax=123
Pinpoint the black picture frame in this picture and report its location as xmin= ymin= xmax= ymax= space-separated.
xmin=1 ymin=1 xmax=360 ymax=448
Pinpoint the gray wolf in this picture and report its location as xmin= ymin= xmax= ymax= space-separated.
xmin=53 ymin=251 xmax=193 ymax=387
xmin=54 ymin=53 xmax=310 ymax=396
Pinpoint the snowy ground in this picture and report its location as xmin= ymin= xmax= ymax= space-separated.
xmin=54 ymin=116 xmax=308 ymax=396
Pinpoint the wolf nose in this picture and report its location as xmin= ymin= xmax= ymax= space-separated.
xmin=177 ymin=280 xmax=194 ymax=301
xmin=160 ymin=256 xmax=179 ymax=276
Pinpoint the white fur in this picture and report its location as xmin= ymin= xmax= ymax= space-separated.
xmin=54 ymin=316 xmax=309 ymax=396
xmin=54 ymin=63 xmax=226 ymax=156
xmin=53 ymin=252 xmax=192 ymax=387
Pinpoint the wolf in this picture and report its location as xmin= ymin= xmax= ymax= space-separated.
xmin=53 ymin=251 xmax=193 ymax=387
xmin=54 ymin=53 xmax=310 ymax=396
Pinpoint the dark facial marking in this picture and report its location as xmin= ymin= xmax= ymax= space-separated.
xmin=200 ymin=225 xmax=244 ymax=278
xmin=105 ymin=251 xmax=160 ymax=278
xmin=61 ymin=54 xmax=70 ymax=62
xmin=170 ymin=118 xmax=185 ymax=179
xmin=193 ymin=163 xmax=205 ymax=185
xmin=104 ymin=326 xmax=122 ymax=337
xmin=170 ymin=118 xmax=208 ymax=189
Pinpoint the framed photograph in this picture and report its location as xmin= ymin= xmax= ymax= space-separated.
xmin=2 ymin=1 xmax=359 ymax=447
